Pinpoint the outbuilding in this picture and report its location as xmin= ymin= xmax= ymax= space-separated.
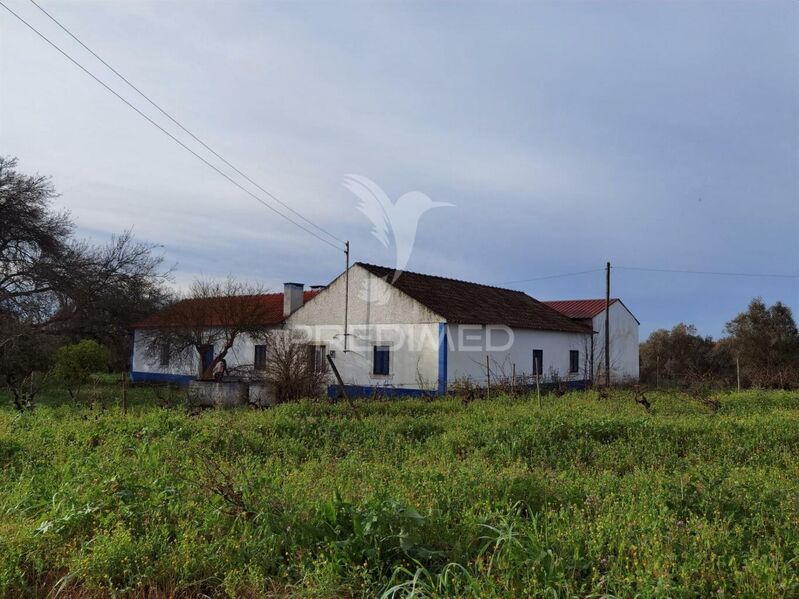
xmin=543 ymin=298 xmax=640 ymax=383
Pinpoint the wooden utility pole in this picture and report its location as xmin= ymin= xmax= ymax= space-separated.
xmin=604 ymin=261 xmax=611 ymax=387
xmin=326 ymin=354 xmax=359 ymax=418
xmin=344 ymin=241 xmax=350 ymax=352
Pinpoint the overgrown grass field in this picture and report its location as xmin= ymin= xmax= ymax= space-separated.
xmin=1 ymin=384 xmax=798 ymax=597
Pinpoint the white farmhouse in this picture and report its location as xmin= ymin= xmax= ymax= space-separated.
xmin=543 ymin=299 xmax=640 ymax=383
xmin=286 ymin=263 xmax=595 ymax=396
xmin=129 ymin=262 xmax=639 ymax=394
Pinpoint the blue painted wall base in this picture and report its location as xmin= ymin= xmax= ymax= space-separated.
xmin=327 ymin=385 xmax=434 ymax=399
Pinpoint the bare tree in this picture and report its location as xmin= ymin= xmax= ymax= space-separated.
xmin=140 ymin=277 xmax=273 ymax=380
xmin=255 ymin=330 xmax=329 ymax=403
xmin=54 ymin=230 xmax=172 ymax=365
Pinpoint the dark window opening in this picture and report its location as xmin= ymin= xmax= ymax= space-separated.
xmin=200 ymin=345 xmax=214 ymax=374
xmin=254 ymin=345 xmax=267 ymax=370
xmin=532 ymin=349 xmax=543 ymax=377
xmin=159 ymin=344 xmax=170 ymax=367
xmin=569 ymin=350 xmax=579 ymax=374
xmin=373 ymin=345 xmax=390 ymax=375
xmin=309 ymin=344 xmax=327 ymax=373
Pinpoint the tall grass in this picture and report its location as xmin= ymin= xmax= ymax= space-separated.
xmin=0 ymin=385 xmax=797 ymax=597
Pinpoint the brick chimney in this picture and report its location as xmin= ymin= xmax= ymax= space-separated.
xmin=283 ymin=282 xmax=304 ymax=317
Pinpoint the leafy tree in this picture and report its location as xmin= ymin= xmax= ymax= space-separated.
xmin=723 ymin=298 xmax=799 ymax=387
xmin=53 ymin=339 xmax=110 ymax=401
xmin=0 ymin=156 xmax=71 ymax=323
xmin=1 ymin=157 xmax=171 ymax=373
xmin=640 ymin=323 xmax=718 ymax=384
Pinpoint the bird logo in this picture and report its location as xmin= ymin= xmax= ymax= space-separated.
xmin=344 ymin=175 xmax=454 ymax=304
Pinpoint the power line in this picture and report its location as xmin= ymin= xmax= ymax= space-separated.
xmin=502 ymin=269 xmax=604 ymax=285
xmin=615 ymin=266 xmax=799 ymax=279
xmin=502 ymin=264 xmax=798 ymax=287
xmin=1 ymin=1 xmax=345 ymax=252
xmin=28 ymin=0 xmax=344 ymax=247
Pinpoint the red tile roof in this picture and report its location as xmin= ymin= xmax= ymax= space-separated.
xmin=358 ymin=263 xmax=592 ymax=334
xmin=543 ymin=298 xmax=639 ymax=324
xmin=542 ymin=299 xmax=619 ymax=320
xmin=133 ymin=291 xmax=319 ymax=328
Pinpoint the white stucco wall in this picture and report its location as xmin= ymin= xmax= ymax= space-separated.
xmin=591 ymin=301 xmax=640 ymax=382
xmin=286 ymin=265 xmax=442 ymax=391
xmin=445 ymin=325 xmax=591 ymax=385
xmin=131 ymin=326 xmax=279 ymax=378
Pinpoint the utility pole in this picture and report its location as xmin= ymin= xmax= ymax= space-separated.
xmin=344 ymin=241 xmax=350 ymax=352
xmin=604 ymin=261 xmax=611 ymax=387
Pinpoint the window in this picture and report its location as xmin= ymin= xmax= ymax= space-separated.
xmin=373 ymin=345 xmax=390 ymax=375
xmin=532 ymin=349 xmax=543 ymax=377
xmin=254 ymin=345 xmax=267 ymax=370
xmin=310 ymin=345 xmax=327 ymax=373
xmin=159 ymin=343 xmax=170 ymax=367
xmin=569 ymin=350 xmax=579 ymax=374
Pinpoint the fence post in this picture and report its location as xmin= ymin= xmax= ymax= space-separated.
xmin=736 ymin=357 xmax=741 ymax=392
xmin=656 ymin=354 xmax=660 ymax=390
xmin=486 ymin=355 xmax=491 ymax=401
xmin=512 ymin=363 xmax=516 ymax=395
xmin=122 ymin=370 xmax=128 ymax=415
xmin=534 ymin=355 xmax=541 ymax=408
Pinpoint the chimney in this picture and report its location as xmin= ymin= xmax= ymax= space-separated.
xmin=283 ymin=282 xmax=304 ymax=317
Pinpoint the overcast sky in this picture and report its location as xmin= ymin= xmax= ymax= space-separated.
xmin=2 ymin=0 xmax=797 ymax=338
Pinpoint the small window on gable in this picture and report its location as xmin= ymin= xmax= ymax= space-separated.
xmin=373 ymin=345 xmax=390 ymax=376
xmin=569 ymin=350 xmax=579 ymax=374
xmin=159 ymin=344 xmax=170 ymax=367
xmin=254 ymin=345 xmax=267 ymax=370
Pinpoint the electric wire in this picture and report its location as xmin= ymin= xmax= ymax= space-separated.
xmin=501 ymin=269 xmax=604 ymax=285
xmin=614 ymin=266 xmax=799 ymax=279
xmin=1 ymin=1 xmax=345 ymax=252
xmin=27 ymin=0 xmax=345 ymax=247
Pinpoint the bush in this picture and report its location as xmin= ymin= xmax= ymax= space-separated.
xmin=52 ymin=340 xmax=110 ymax=401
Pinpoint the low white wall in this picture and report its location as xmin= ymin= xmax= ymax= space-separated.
xmin=187 ymin=380 xmax=249 ymax=407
